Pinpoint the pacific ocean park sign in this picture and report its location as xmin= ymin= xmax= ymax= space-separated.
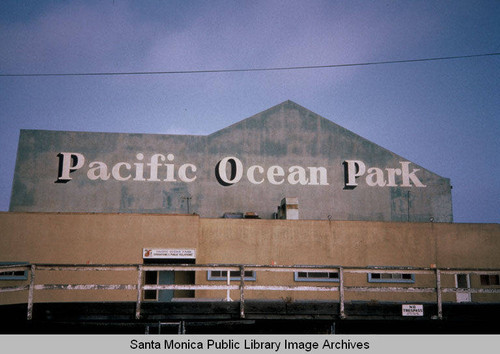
xmin=56 ymin=152 xmax=427 ymax=188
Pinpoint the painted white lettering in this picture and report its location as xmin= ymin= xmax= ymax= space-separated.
xmin=344 ymin=160 xmax=366 ymax=187
xmin=57 ymin=152 xmax=85 ymax=182
xmin=178 ymin=164 xmax=197 ymax=183
xmin=147 ymin=154 xmax=166 ymax=181
xmin=111 ymin=162 xmax=131 ymax=181
xmin=400 ymin=162 xmax=426 ymax=187
xmin=344 ymin=160 xmax=426 ymax=188
xmin=216 ymin=156 xmax=243 ymax=186
xmin=164 ymin=153 xmax=177 ymax=182
xmin=87 ymin=161 xmax=110 ymax=181
xmin=366 ymin=167 xmax=386 ymax=187
xmin=267 ymin=165 xmax=285 ymax=185
xmin=133 ymin=153 xmax=146 ymax=181
xmin=308 ymin=166 xmax=329 ymax=185
xmin=386 ymin=168 xmax=401 ymax=187
xmin=247 ymin=165 xmax=265 ymax=184
xmin=287 ymin=166 xmax=309 ymax=185
xmin=55 ymin=152 xmax=425 ymax=190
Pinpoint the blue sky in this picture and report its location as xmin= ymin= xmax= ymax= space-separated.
xmin=0 ymin=0 xmax=498 ymax=223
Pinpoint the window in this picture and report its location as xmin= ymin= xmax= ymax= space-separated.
xmin=0 ymin=262 xmax=28 ymax=280
xmin=207 ymin=270 xmax=256 ymax=281
xmin=480 ymin=274 xmax=500 ymax=286
xmin=294 ymin=271 xmax=339 ymax=282
xmin=368 ymin=272 xmax=415 ymax=283
xmin=144 ymin=271 xmax=159 ymax=300
xmin=456 ymin=273 xmax=469 ymax=288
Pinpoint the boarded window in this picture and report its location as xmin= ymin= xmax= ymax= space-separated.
xmin=480 ymin=274 xmax=500 ymax=286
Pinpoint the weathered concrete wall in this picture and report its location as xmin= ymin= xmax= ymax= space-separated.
xmin=9 ymin=101 xmax=452 ymax=222
xmin=1 ymin=213 xmax=498 ymax=304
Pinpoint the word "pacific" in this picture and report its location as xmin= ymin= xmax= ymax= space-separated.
xmin=56 ymin=152 xmax=197 ymax=183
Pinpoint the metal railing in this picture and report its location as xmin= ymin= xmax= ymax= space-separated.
xmin=1 ymin=263 xmax=499 ymax=320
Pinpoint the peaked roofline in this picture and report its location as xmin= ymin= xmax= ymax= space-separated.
xmin=17 ymin=101 xmax=450 ymax=181
xmin=207 ymin=100 xmax=449 ymax=181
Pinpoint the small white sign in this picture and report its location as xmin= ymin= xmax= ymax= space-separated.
xmin=402 ymin=304 xmax=424 ymax=316
xmin=143 ymin=248 xmax=196 ymax=259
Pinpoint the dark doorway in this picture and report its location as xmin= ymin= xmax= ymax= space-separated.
xmin=143 ymin=258 xmax=195 ymax=302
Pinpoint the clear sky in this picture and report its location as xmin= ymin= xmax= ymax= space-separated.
xmin=0 ymin=0 xmax=498 ymax=223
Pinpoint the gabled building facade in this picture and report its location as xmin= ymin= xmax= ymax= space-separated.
xmin=10 ymin=101 xmax=452 ymax=222
xmin=2 ymin=101 xmax=498 ymax=334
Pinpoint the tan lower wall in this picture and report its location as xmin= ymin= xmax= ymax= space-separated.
xmin=1 ymin=212 xmax=499 ymax=304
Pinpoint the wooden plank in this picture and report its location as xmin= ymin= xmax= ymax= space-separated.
xmin=144 ymin=284 xmax=239 ymax=291
xmin=36 ymin=266 xmax=136 ymax=272
xmin=0 ymin=265 xmax=30 ymax=272
xmin=142 ymin=265 xmax=241 ymax=272
xmin=440 ymin=270 xmax=500 ymax=275
xmin=345 ymin=286 xmax=436 ymax=293
xmin=441 ymin=288 xmax=500 ymax=294
xmin=245 ymin=285 xmax=339 ymax=292
xmin=34 ymin=284 xmax=137 ymax=291
xmin=0 ymin=285 xmax=29 ymax=293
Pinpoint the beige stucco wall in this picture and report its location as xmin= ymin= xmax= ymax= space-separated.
xmin=1 ymin=212 xmax=499 ymax=304
xmin=0 ymin=212 xmax=200 ymax=264
xmin=196 ymin=219 xmax=500 ymax=302
xmin=0 ymin=212 xmax=199 ymax=303
xmin=198 ymin=219 xmax=500 ymax=267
